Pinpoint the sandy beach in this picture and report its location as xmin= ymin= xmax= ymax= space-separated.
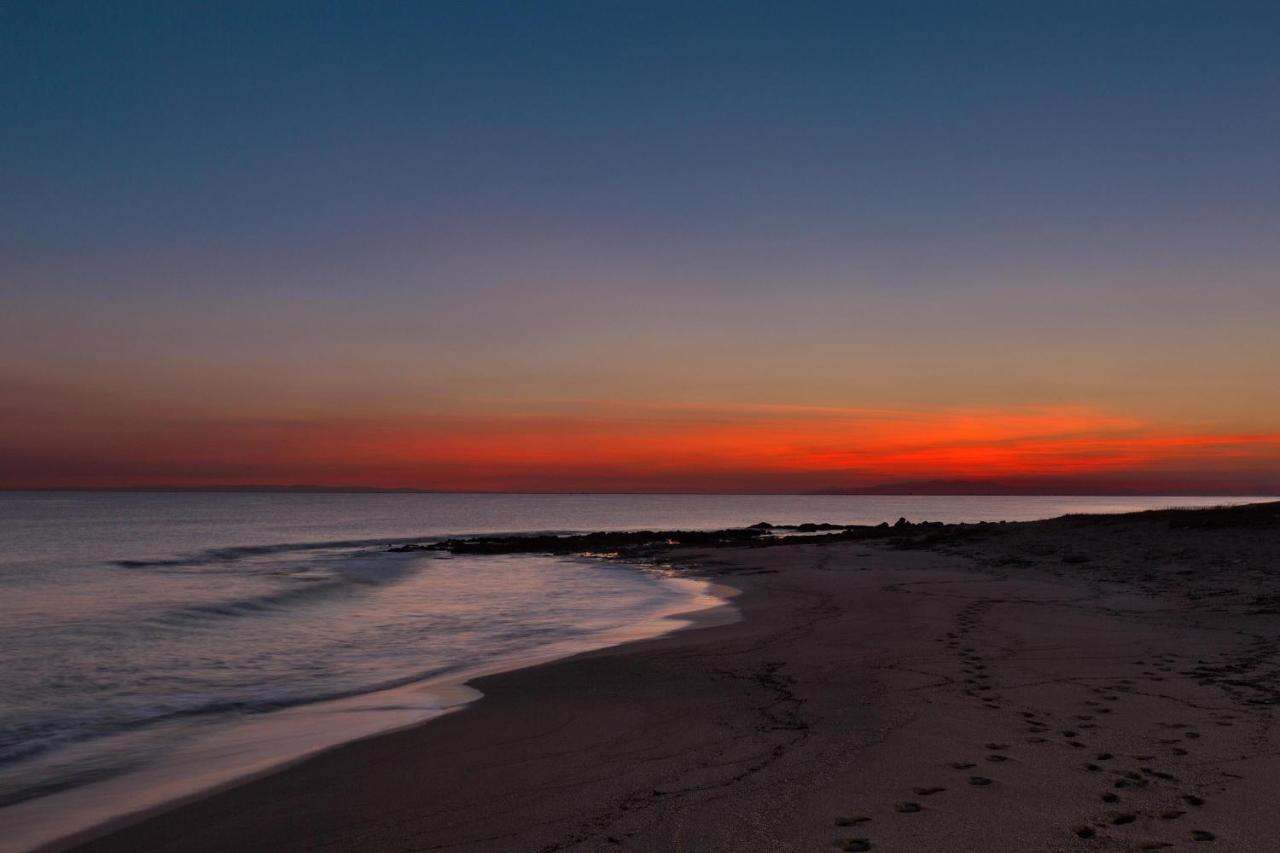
xmin=58 ymin=502 xmax=1280 ymax=852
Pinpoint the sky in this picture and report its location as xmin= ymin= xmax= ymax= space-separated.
xmin=2 ymin=1 xmax=1279 ymax=492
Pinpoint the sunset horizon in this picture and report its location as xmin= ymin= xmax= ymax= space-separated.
xmin=4 ymin=4 xmax=1280 ymax=852
xmin=5 ymin=401 xmax=1278 ymax=493
xmin=7 ymin=394 xmax=1280 ymax=489
xmin=5 ymin=4 xmax=1278 ymax=497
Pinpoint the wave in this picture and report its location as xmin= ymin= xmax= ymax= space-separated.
xmin=143 ymin=578 xmax=354 ymax=626
xmin=107 ymin=527 xmax=596 ymax=572
xmin=1 ymin=543 xmax=451 ymax=786
xmin=0 ymin=525 xmax=688 ymax=818
xmin=111 ymin=536 xmax=434 ymax=570
xmin=0 ymin=657 xmax=468 ymax=807
xmin=0 ymin=752 xmax=145 ymax=810
xmin=129 ymin=552 xmax=429 ymax=637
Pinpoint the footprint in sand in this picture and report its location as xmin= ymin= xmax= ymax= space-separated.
xmin=968 ymin=776 xmax=993 ymax=786
xmin=912 ymin=786 xmax=946 ymax=796
xmin=1110 ymin=812 xmax=1137 ymax=825
xmin=838 ymin=839 xmax=872 ymax=851
xmin=894 ymin=801 xmax=922 ymax=813
xmin=834 ymin=816 xmax=871 ymax=827
xmin=1073 ymin=826 xmax=1096 ymax=839
xmin=1190 ymin=829 xmax=1216 ymax=842
xmin=1141 ymin=767 xmax=1177 ymax=781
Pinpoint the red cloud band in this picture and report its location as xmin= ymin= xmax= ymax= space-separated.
xmin=4 ymin=403 xmax=1278 ymax=492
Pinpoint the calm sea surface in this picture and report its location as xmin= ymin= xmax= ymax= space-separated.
xmin=0 ymin=491 xmax=1270 ymax=849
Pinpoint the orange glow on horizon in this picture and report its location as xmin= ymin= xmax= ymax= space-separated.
xmin=4 ymin=403 xmax=1278 ymax=492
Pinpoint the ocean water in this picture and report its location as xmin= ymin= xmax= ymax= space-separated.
xmin=0 ymin=491 xmax=1269 ymax=849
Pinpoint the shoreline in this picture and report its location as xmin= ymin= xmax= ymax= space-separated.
xmin=11 ymin=573 xmax=737 ymax=853
xmin=37 ymin=501 xmax=1280 ymax=851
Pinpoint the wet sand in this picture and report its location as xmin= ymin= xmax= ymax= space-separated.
xmin=61 ymin=502 xmax=1280 ymax=852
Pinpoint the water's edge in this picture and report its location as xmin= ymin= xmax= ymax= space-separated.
xmin=15 ymin=570 xmax=739 ymax=853
xmin=8 ymin=495 xmax=1268 ymax=853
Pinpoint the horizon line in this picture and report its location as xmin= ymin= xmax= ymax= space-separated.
xmin=4 ymin=486 xmax=1278 ymax=498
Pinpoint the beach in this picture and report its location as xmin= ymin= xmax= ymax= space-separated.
xmin=44 ymin=501 xmax=1279 ymax=852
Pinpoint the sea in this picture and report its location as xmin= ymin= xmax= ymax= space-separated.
xmin=0 ymin=491 xmax=1270 ymax=850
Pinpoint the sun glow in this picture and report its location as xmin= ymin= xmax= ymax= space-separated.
xmin=7 ymin=402 xmax=1276 ymax=492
